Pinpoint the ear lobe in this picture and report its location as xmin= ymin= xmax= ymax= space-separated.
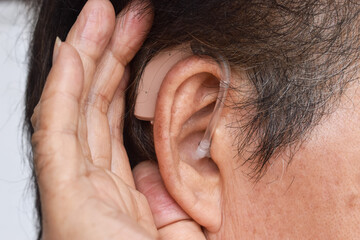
xmin=153 ymin=56 xmax=223 ymax=232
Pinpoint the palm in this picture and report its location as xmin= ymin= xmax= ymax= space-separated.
xmin=59 ymin=166 xmax=157 ymax=239
xmin=31 ymin=1 xmax=156 ymax=238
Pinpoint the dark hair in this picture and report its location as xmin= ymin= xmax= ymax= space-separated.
xmin=23 ymin=0 xmax=360 ymax=238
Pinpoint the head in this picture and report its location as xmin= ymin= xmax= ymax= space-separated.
xmin=24 ymin=0 xmax=360 ymax=239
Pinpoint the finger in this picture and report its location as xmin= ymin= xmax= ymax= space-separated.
xmin=133 ymin=161 xmax=207 ymax=240
xmin=158 ymin=221 xmax=206 ymax=240
xmin=32 ymin=42 xmax=85 ymax=188
xmin=108 ymin=69 xmax=135 ymax=187
xmin=86 ymin=1 xmax=153 ymax=170
xmin=64 ymin=0 xmax=116 ymax=162
xmin=65 ymin=0 xmax=115 ymax=100
xmin=133 ymin=161 xmax=191 ymax=228
xmin=30 ymin=35 xmax=63 ymax=131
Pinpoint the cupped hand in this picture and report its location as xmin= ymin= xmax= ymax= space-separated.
xmin=30 ymin=0 xmax=206 ymax=239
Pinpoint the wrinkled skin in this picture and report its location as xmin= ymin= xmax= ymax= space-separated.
xmin=31 ymin=0 xmax=360 ymax=239
xmin=31 ymin=0 xmax=205 ymax=239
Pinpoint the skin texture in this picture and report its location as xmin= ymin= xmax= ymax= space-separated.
xmin=31 ymin=0 xmax=205 ymax=239
xmin=32 ymin=0 xmax=360 ymax=239
xmin=210 ymin=84 xmax=360 ymax=239
xmin=149 ymin=31 xmax=360 ymax=240
xmin=151 ymin=58 xmax=360 ymax=239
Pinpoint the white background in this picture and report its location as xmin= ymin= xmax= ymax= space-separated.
xmin=0 ymin=1 xmax=36 ymax=239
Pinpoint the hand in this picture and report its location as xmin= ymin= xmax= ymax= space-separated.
xmin=30 ymin=0 xmax=206 ymax=239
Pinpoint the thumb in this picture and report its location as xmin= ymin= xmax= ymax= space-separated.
xmin=133 ymin=161 xmax=206 ymax=240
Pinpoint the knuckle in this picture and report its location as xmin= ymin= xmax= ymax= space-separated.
xmin=37 ymin=118 xmax=77 ymax=136
xmin=35 ymin=92 xmax=79 ymax=132
xmin=31 ymin=130 xmax=76 ymax=155
xmin=30 ymin=108 xmax=39 ymax=130
xmin=84 ymin=91 xmax=111 ymax=115
xmin=92 ymin=155 xmax=109 ymax=167
xmin=47 ymin=87 xmax=80 ymax=104
xmin=40 ymin=90 xmax=79 ymax=114
xmin=109 ymin=43 xmax=133 ymax=66
xmin=31 ymin=130 xmax=77 ymax=179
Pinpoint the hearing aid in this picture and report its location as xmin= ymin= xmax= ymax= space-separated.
xmin=134 ymin=46 xmax=192 ymax=121
xmin=134 ymin=45 xmax=231 ymax=159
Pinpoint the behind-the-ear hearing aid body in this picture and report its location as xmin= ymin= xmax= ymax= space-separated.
xmin=134 ymin=47 xmax=192 ymax=121
xmin=134 ymin=45 xmax=231 ymax=159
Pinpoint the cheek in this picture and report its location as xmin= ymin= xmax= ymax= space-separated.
xmin=211 ymin=81 xmax=360 ymax=239
xmin=218 ymin=136 xmax=359 ymax=239
xmin=213 ymin=103 xmax=359 ymax=238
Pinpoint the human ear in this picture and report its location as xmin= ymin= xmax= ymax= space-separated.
xmin=153 ymin=55 xmax=225 ymax=232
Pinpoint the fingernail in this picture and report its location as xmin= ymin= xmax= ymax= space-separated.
xmin=53 ymin=36 xmax=62 ymax=64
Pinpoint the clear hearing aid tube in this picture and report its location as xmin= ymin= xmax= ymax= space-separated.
xmin=195 ymin=56 xmax=231 ymax=159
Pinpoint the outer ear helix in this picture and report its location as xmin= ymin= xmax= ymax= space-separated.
xmin=134 ymin=44 xmax=231 ymax=159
